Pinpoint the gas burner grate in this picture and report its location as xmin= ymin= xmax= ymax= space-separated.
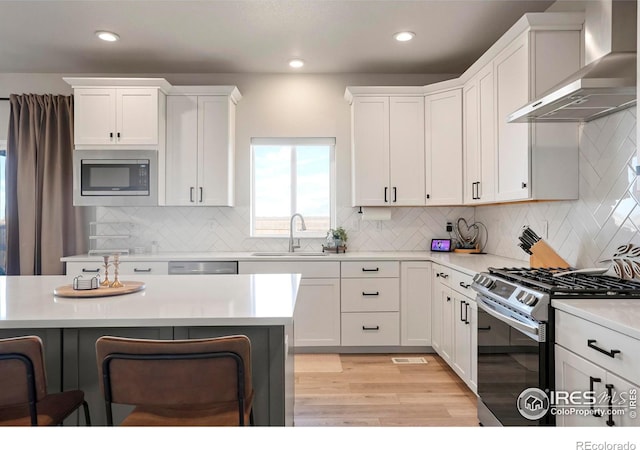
xmin=487 ymin=267 xmax=640 ymax=297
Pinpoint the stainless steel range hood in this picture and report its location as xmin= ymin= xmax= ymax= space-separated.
xmin=508 ymin=52 xmax=636 ymax=123
xmin=508 ymin=0 xmax=636 ymax=123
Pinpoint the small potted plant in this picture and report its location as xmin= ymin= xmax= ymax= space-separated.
xmin=324 ymin=227 xmax=348 ymax=253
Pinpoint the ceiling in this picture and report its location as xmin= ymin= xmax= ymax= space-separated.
xmin=0 ymin=0 xmax=556 ymax=74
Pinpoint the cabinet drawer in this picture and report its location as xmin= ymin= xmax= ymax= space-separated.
xmin=118 ymin=261 xmax=169 ymax=276
xmin=341 ymin=261 xmax=399 ymax=278
xmin=341 ymin=278 xmax=400 ymax=312
xmin=341 ymin=312 xmax=400 ymax=346
xmin=432 ymin=265 xmax=452 ymax=286
xmin=239 ymin=261 xmax=340 ymax=278
xmin=451 ymin=269 xmax=475 ymax=296
xmin=556 ymin=310 xmax=640 ymax=385
xmin=65 ymin=261 xmax=104 ymax=277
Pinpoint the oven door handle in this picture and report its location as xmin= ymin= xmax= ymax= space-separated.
xmin=476 ymin=296 xmax=543 ymax=342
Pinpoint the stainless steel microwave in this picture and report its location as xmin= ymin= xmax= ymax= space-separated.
xmin=73 ymin=150 xmax=158 ymax=206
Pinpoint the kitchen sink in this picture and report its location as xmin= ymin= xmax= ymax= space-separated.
xmin=251 ymin=252 xmax=328 ymax=257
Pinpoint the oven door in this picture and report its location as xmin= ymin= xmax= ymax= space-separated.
xmin=476 ymin=294 xmax=552 ymax=426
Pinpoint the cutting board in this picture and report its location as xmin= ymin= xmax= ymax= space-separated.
xmin=54 ymin=281 xmax=145 ymax=298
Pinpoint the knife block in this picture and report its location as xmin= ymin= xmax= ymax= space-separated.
xmin=529 ymin=240 xmax=571 ymax=269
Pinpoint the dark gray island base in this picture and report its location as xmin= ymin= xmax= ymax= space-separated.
xmin=0 ymin=274 xmax=299 ymax=426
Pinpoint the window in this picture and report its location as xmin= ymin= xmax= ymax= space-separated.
xmin=251 ymin=137 xmax=335 ymax=237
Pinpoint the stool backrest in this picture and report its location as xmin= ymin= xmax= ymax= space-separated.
xmin=0 ymin=336 xmax=48 ymax=407
xmin=96 ymin=335 xmax=252 ymax=407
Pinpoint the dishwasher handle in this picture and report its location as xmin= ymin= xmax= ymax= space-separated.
xmin=168 ymin=261 xmax=238 ymax=275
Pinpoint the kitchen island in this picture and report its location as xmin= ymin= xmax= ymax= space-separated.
xmin=0 ymin=273 xmax=300 ymax=426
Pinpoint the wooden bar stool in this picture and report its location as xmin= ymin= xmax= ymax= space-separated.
xmin=96 ymin=334 xmax=254 ymax=426
xmin=0 ymin=335 xmax=91 ymax=426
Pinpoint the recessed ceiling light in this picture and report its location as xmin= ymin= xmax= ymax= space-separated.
xmin=95 ymin=31 xmax=120 ymax=42
xmin=289 ymin=59 xmax=304 ymax=68
xmin=394 ymin=31 xmax=415 ymax=42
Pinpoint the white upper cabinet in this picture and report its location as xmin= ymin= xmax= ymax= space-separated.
xmin=425 ymin=88 xmax=462 ymax=205
xmin=348 ymin=91 xmax=425 ymax=207
xmin=463 ymin=63 xmax=495 ymax=204
xmin=494 ymin=29 xmax=582 ymax=202
xmin=65 ymin=78 xmax=171 ymax=149
xmin=165 ymin=87 xmax=240 ymax=207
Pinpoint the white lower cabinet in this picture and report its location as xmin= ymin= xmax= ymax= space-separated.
xmin=432 ymin=263 xmax=477 ymax=393
xmin=340 ymin=261 xmax=400 ymax=346
xmin=65 ymin=261 xmax=169 ymax=279
xmin=295 ymin=278 xmax=341 ymax=347
xmin=341 ymin=312 xmax=400 ymax=346
xmin=555 ymin=310 xmax=640 ymax=427
xmin=238 ymin=261 xmax=341 ymax=347
xmin=400 ymin=261 xmax=431 ymax=346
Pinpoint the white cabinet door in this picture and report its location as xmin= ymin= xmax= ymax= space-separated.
xmin=452 ymin=295 xmax=471 ymax=382
xmin=431 ymin=266 xmax=443 ymax=354
xmin=464 ymin=64 xmax=495 ymax=204
xmin=555 ymin=345 xmax=607 ymax=427
xmin=74 ymin=88 xmax=117 ymax=145
xmin=351 ymin=97 xmax=390 ymax=206
xmin=165 ymin=95 xmax=199 ymax=205
xmin=199 ymin=96 xmax=234 ymax=206
xmin=74 ymin=87 xmax=159 ymax=147
xmin=294 ymin=278 xmax=341 ymax=347
xmin=400 ymin=261 xmax=431 ymax=346
xmin=495 ymin=33 xmax=530 ymax=202
xmin=116 ymin=88 xmax=159 ymax=145
xmin=389 ymin=97 xmax=425 ymax=206
xmin=165 ymin=95 xmax=235 ymax=206
xmin=441 ymin=286 xmax=455 ymax=364
xmin=425 ymin=88 xmax=463 ymax=205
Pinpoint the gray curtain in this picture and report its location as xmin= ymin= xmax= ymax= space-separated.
xmin=6 ymin=94 xmax=87 ymax=275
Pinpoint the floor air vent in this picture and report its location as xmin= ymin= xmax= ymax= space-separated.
xmin=391 ymin=357 xmax=427 ymax=364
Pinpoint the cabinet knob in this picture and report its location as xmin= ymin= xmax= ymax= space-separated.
xmin=521 ymin=182 xmax=527 ymax=189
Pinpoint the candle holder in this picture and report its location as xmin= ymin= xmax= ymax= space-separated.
xmin=109 ymin=253 xmax=124 ymax=288
xmin=100 ymin=255 xmax=111 ymax=287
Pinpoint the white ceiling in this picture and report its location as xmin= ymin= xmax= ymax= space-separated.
xmin=0 ymin=0 xmax=555 ymax=74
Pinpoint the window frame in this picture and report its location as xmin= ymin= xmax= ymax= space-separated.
xmin=250 ymin=137 xmax=336 ymax=238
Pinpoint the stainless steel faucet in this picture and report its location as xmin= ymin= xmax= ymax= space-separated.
xmin=289 ymin=213 xmax=307 ymax=252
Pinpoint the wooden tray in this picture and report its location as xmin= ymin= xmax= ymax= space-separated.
xmin=54 ymin=281 xmax=145 ymax=298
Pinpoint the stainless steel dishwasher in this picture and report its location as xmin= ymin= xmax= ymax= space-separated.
xmin=168 ymin=261 xmax=238 ymax=275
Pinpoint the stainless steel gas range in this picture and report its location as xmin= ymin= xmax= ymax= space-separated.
xmin=471 ymin=266 xmax=640 ymax=426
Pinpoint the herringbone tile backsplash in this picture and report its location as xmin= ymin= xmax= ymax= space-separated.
xmin=97 ymin=107 xmax=637 ymax=265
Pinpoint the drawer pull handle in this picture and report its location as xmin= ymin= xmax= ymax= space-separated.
xmin=440 ymin=273 xmax=449 ymax=279
xmin=589 ymin=376 xmax=602 ymax=417
xmin=459 ymin=282 xmax=471 ymax=289
xmin=362 ymin=326 xmax=380 ymax=331
xmin=362 ymin=291 xmax=379 ymax=296
xmin=82 ymin=268 xmax=100 ymax=273
xmin=362 ymin=268 xmax=379 ymax=272
xmin=134 ymin=268 xmax=152 ymax=273
xmin=587 ymin=340 xmax=621 ymax=358
xmin=478 ymin=326 xmax=491 ymax=331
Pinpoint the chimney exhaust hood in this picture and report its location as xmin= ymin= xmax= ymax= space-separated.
xmin=507 ymin=52 xmax=636 ymax=123
xmin=508 ymin=0 xmax=636 ymax=123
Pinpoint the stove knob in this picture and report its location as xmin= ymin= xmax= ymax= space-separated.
xmin=516 ymin=291 xmax=526 ymax=303
xmin=483 ymin=278 xmax=495 ymax=289
xmin=524 ymin=294 xmax=538 ymax=306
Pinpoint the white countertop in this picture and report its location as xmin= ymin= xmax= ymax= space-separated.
xmin=0 ymin=274 xmax=300 ymax=329
xmin=61 ymin=251 xmax=527 ymax=275
xmin=552 ymin=298 xmax=640 ymax=341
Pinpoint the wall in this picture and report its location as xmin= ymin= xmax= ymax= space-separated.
xmin=1 ymin=72 xmax=474 ymax=253
xmin=476 ymin=106 xmax=638 ymax=267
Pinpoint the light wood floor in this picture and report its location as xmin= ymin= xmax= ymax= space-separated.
xmin=294 ymin=353 xmax=478 ymax=426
